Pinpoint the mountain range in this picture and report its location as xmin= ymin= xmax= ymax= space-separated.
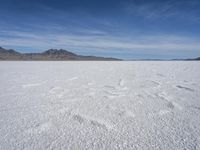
xmin=0 ymin=47 xmax=121 ymax=61
xmin=0 ymin=46 xmax=199 ymax=61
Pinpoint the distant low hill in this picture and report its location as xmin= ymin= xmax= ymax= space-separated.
xmin=185 ymin=57 xmax=200 ymax=61
xmin=171 ymin=57 xmax=200 ymax=61
xmin=0 ymin=47 xmax=121 ymax=61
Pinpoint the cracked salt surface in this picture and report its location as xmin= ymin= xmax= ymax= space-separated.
xmin=0 ymin=61 xmax=200 ymax=150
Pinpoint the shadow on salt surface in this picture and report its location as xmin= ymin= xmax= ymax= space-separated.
xmin=102 ymin=79 xmax=129 ymax=99
xmin=49 ymin=86 xmax=63 ymax=94
xmin=167 ymin=100 xmax=183 ymax=111
xmin=176 ymin=85 xmax=195 ymax=92
xmin=25 ymin=121 xmax=52 ymax=135
xmin=150 ymin=91 xmax=184 ymax=118
xmin=118 ymin=78 xmax=125 ymax=87
xmin=157 ymin=73 xmax=166 ymax=77
xmin=187 ymin=105 xmax=200 ymax=111
xmin=138 ymin=80 xmax=160 ymax=88
xmin=71 ymin=112 xmax=115 ymax=131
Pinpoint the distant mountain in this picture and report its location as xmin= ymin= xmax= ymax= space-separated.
xmin=185 ymin=57 xmax=200 ymax=61
xmin=0 ymin=47 xmax=121 ymax=61
xmin=172 ymin=57 xmax=200 ymax=61
xmin=0 ymin=47 xmax=21 ymax=60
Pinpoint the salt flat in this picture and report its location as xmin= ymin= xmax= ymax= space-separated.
xmin=0 ymin=61 xmax=200 ymax=150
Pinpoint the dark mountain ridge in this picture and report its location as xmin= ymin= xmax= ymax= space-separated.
xmin=185 ymin=57 xmax=200 ymax=61
xmin=1 ymin=47 xmax=199 ymax=61
xmin=0 ymin=47 xmax=121 ymax=61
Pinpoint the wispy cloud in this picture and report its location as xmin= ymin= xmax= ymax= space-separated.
xmin=126 ymin=2 xmax=173 ymax=19
xmin=124 ymin=1 xmax=200 ymax=22
xmin=1 ymin=29 xmax=200 ymax=59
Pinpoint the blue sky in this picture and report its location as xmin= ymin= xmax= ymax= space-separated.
xmin=0 ymin=0 xmax=200 ymax=59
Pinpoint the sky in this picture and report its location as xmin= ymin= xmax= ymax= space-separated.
xmin=0 ymin=0 xmax=200 ymax=59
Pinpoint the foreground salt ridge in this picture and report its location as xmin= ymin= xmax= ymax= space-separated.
xmin=0 ymin=61 xmax=200 ymax=150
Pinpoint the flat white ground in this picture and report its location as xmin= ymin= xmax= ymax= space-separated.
xmin=0 ymin=61 xmax=200 ymax=150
